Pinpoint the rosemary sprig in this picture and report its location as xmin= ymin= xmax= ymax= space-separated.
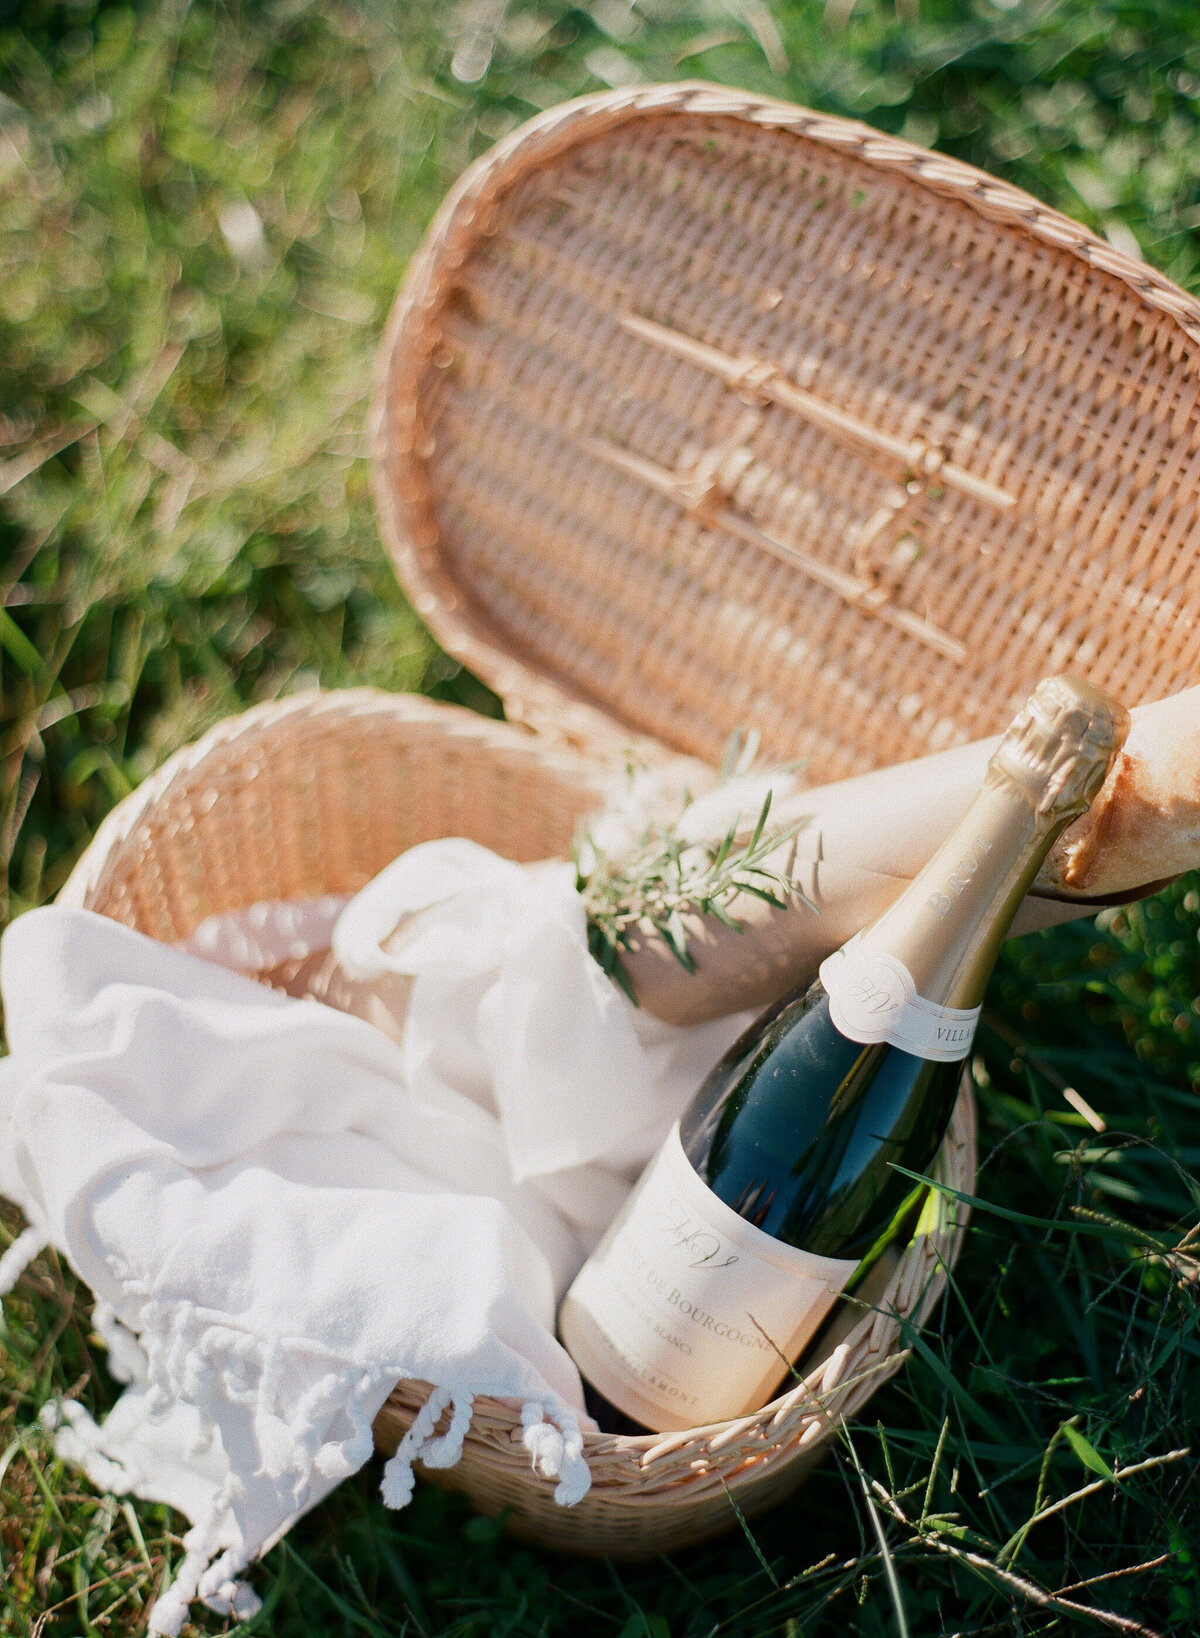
xmin=576 ymin=790 xmax=814 ymax=1004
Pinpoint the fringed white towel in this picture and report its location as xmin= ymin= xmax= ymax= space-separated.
xmin=0 ymin=849 xmax=750 ymax=1633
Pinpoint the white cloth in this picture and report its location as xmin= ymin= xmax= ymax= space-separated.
xmin=0 ymin=844 xmax=750 ymax=1634
xmin=333 ymin=839 xmax=744 ymax=1186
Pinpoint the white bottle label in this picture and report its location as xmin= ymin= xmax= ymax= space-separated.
xmin=818 ymin=934 xmax=980 ymax=1063
xmin=559 ymin=1124 xmax=856 ymax=1432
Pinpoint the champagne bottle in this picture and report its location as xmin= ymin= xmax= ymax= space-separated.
xmin=559 ymin=676 xmax=1128 ymax=1434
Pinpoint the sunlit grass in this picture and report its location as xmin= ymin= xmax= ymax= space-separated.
xmin=4 ymin=1 xmax=1200 ymax=1633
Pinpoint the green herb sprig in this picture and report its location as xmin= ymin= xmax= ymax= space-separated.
xmin=576 ymin=790 xmax=813 ymax=1004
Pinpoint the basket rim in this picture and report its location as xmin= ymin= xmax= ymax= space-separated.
xmin=57 ymin=688 xmax=612 ymax=919
xmin=369 ymin=79 xmax=1200 ymax=762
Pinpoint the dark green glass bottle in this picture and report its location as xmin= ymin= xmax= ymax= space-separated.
xmin=679 ymin=986 xmax=959 ymax=1264
xmin=561 ymin=676 xmax=1126 ymax=1433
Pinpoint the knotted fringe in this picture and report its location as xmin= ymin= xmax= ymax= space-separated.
xmin=519 ymin=1399 xmax=591 ymax=1507
xmin=380 ymin=1384 xmax=455 ymax=1507
xmin=48 ymin=1399 xmax=139 ymax=1495
xmin=42 ymin=1299 xmax=594 ymax=1633
xmin=46 ymin=1396 xmax=267 ymax=1636
xmin=93 ymin=1302 xmax=151 ymax=1386
xmin=380 ymin=1388 xmax=591 ymax=1512
xmin=0 ymin=1224 xmax=49 ymax=1295
xmin=48 ymin=1398 xmax=263 ymax=1636
xmin=147 ymin=1475 xmax=262 ymax=1637
xmin=42 ymin=1299 xmax=396 ymax=1636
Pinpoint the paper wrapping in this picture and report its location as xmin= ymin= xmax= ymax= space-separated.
xmin=622 ymin=686 xmax=1200 ymax=1025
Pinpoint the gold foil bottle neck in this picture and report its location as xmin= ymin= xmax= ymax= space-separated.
xmin=985 ymin=675 xmax=1130 ymax=821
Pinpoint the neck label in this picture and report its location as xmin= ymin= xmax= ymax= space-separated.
xmin=819 ymin=935 xmax=979 ymax=1062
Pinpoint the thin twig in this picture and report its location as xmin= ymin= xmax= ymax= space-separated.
xmin=873 ymin=1480 xmax=1170 ymax=1637
xmin=1057 ymin=1555 xmax=1171 ymax=1596
xmin=1001 ymin=1446 xmax=1190 ymax=1546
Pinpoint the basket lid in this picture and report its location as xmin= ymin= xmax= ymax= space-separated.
xmin=371 ymin=82 xmax=1200 ymax=783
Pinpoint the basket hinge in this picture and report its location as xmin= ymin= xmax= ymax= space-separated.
xmin=619 ymin=312 xmax=1016 ymax=514
xmin=585 ymin=313 xmax=1027 ymax=665
xmin=586 ymin=434 xmax=965 ymax=663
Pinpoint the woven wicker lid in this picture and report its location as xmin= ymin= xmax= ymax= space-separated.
xmin=372 ymin=82 xmax=1200 ymax=783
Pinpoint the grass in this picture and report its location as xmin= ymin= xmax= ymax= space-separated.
xmin=3 ymin=0 xmax=1200 ymax=1632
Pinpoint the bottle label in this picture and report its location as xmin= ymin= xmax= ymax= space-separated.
xmin=559 ymin=1124 xmax=857 ymax=1432
xmin=818 ymin=934 xmax=979 ymax=1062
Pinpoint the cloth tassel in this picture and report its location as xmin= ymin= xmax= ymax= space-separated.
xmin=420 ymin=1391 xmax=474 ymax=1470
xmin=380 ymin=1384 xmax=454 ymax=1509
xmin=309 ymin=1373 xmax=374 ymax=1481
xmin=197 ymin=1549 xmax=263 ymax=1622
xmin=520 ymin=1400 xmax=591 ymax=1507
xmin=92 ymin=1302 xmax=150 ymax=1387
xmin=149 ymin=1498 xmax=238 ymax=1638
xmin=52 ymin=1400 xmax=139 ymax=1496
xmin=335 ymin=1374 xmax=381 ymax=1474
xmin=148 ymin=1471 xmax=248 ymax=1636
xmin=549 ymin=1408 xmax=590 ymax=1509
xmin=520 ymin=1400 xmax=562 ymax=1471
xmin=252 ymin=1340 xmax=296 ymax=1480
xmin=148 ymin=1560 xmax=204 ymax=1637
xmin=49 ymin=1299 xmax=399 ymax=1631
xmin=0 ymin=1225 xmax=48 ymax=1296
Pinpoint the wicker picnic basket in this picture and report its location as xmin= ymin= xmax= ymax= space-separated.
xmin=62 ymin=81 xmax=1200 ymax=1556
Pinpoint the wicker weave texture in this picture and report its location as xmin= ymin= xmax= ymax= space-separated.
xmin=62 ymin=687 xmax=975 ymax=1557
xmin=58 ymin=691 xmax=605 ymax=937
xmin=374 ymin=83 xmax=1200 ymax=784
